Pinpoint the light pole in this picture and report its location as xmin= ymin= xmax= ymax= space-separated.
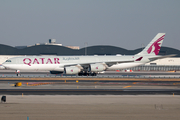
xmin=141 ymin=44 xmax=144 ymax=51
xmin=85 ymin=42 xmax=88 ymax=56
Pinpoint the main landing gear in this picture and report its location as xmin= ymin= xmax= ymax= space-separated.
xmin=78 ymin=72 xmax=97 ymax=76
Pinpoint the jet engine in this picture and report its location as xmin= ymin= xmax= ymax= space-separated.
xmin=89 ymin=64 xmax=106 ymax=72
xmin=64 ymin=66 xmax=81 ymax=74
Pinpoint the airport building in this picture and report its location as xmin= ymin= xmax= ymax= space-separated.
xmin=0 ymin=41 xmax=180 ymax=71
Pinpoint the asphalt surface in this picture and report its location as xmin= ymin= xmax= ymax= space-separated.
xmin=0 ymin=80 xmax=179 ymax=95
xmin=0 ymin=70 xmax=180 ymax=95
xmin=0 ymin=70 xmax=180 ymax=77
xmin=1 ymin=73 xmax=179 ymax=119
xmin=2 ymin=95 xmax=180 ymax=120
xmin=0 ymin=89 xmax=179 ymax=95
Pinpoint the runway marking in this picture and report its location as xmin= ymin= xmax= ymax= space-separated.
xmin=27 ymin=82 xmax=54 ymax=86
xmin=123 ymin=86 xmax=132 ymax=88
xmin=173 ymin=83 xmax=180 ymax=85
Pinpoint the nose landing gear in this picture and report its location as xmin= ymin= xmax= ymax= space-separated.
xmin=16 ymin=70 xmax=21 ymax=76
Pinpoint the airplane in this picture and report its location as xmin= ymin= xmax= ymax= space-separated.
xmin=2 ymin=33 xmax=175 ymax=76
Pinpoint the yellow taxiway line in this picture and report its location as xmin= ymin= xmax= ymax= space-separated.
xmin=123 ymin=86 xmax=132 ymax=88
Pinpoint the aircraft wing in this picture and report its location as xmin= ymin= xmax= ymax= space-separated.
xmin=104 ymin=60 xmax=134 ymax=67
xmin=63 ymin=60 xmax=135 ymax=68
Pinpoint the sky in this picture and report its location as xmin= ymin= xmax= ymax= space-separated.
xmin=0 ymin=0 xmax=180 ymax=50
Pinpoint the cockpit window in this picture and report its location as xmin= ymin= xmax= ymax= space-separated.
xmin=5 ymin=60 xmax=11 ymax=62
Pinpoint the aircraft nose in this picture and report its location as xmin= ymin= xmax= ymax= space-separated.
xmin=2 ymin=63 xmax=5 ymax=66
xmin=2 ymin=62 xmax=8 ymax=68
xmin=0 ymin=64 xmax=6 ymax=70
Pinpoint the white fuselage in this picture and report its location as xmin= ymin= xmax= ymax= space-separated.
xmin=2 ymin=55 xmax=149 ymax=72
xmin=1 ymin=33 xmax=168 ymax=74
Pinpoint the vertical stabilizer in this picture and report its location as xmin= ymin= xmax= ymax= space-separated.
xmin=136 ymin=33 xmax=165 ymax=56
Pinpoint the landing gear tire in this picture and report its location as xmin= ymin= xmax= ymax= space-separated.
xmin=78 ymin=73 xmax=83 ymax=76
xmin=89 ymin=73 xmax=96 ymax=76
xmin=78 ymin=72 xmax=97 ymax=76
xmin=78 ymin=72 xmax=88 ymax=76
xmin=16 ymin=74 xmax=21 ymax=76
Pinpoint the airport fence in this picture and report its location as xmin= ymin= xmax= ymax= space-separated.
xmin=127 ymin=65 xmax=180 ymax=71
xmin=0 ymin=75 xmax=180 ymax=79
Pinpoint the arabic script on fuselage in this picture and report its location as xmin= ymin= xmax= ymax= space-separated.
xmin=63 ymin=57 xmax=79 ymax=61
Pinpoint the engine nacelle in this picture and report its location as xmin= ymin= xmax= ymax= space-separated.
xmin=89 ymin=64 xmax=106 ymax=72
xmin=64 ymin=66 xmax=81 ymax=75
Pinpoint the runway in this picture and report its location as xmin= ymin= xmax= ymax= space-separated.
xmin=0 ymin=70 xmax=180 ymax=95
xmin=1 ymin=71 xmax=180 ymax=120
xmin=0 ymin=89 xmax=179 ymax=95
xmin=0 ymin=80 xmax=180 ymax=95
xmin=0 ymin=70 xmax=180 ymax=77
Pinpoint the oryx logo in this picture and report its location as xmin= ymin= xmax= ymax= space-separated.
xmin=96 ymin=67 xmax=98 ymax=69
xmin=71 ymin=69 xmax=73 ymax=72
xmin=147 ymin=35 xmax=165 ymax=55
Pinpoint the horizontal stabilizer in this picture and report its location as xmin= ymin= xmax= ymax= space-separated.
xmin=148 ymin=54 xmax=177 ymax=61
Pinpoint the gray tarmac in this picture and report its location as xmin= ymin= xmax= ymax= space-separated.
xmin=1 ymin=95 xmax=180 ymax=120
xmin=0 ymin=71 xmax=180 ymax=120
xmin=0 ymin=70 xmax=180 ymax=78
xmin=0 ymin=81 xmax=180 ymax=95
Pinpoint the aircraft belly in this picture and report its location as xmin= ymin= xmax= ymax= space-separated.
xmin=5 ymin=64 xmax=58 ymax=71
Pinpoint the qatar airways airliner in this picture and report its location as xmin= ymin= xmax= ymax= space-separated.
xmin=2 ymin=33 xmax=175 ymax=76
